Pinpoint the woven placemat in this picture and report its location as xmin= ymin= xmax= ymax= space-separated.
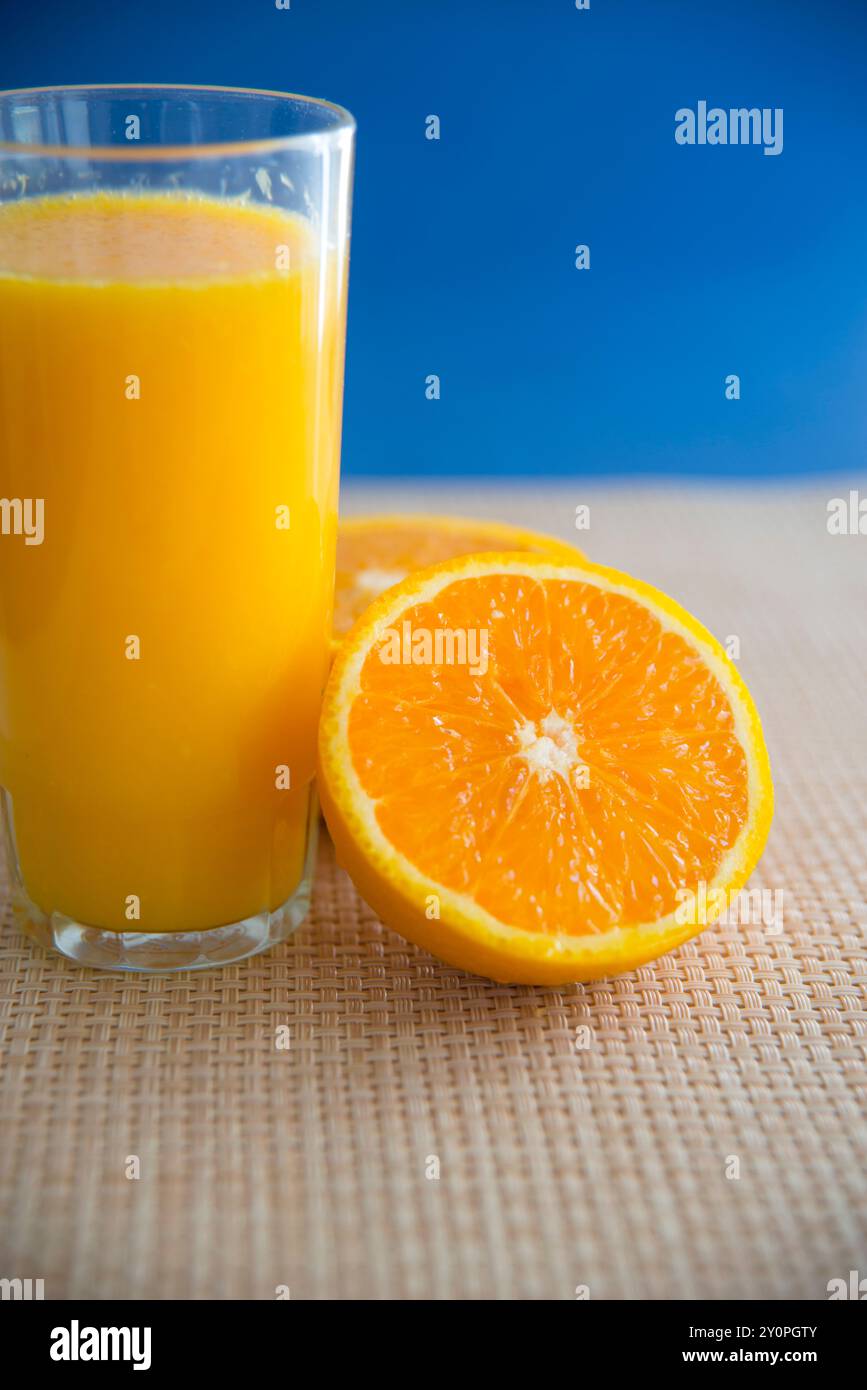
xmin=1 ymin=482 xmax=865 ymax=1300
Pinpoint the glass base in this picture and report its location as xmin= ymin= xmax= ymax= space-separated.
xmin=4 ymin=791 xmax=318 ymax=973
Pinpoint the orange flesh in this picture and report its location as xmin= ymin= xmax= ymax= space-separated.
xmin=335 ymin=521 xmax=572 ymax=635
xmin=348 ymin=575 xmax=749 ymax=935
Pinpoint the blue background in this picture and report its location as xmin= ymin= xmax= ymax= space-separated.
xmin=1 ymin=0 xmax=865 ymax=479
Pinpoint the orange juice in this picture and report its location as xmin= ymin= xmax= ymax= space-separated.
xmin=0 ymin=192 xmax=346 ymax=932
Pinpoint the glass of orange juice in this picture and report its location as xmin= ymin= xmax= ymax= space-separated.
xmin=0 ymin=85 xmax=354 ymax=970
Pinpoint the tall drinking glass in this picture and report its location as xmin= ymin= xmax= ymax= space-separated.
xmin=0 ymin=85 xmax=354 ymax=970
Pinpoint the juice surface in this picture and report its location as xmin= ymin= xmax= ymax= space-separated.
xmin=0 ymin=192 xmax=345 ymax=931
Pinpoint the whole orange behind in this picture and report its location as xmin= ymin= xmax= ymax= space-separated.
xmin=318 ymin=552 xmax=773 ymax=984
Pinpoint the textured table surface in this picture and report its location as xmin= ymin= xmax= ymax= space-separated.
xmin=1 ymin=481 xmax=865 ymax=1300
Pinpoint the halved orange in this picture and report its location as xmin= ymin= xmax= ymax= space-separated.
xmin=318 ymin=553 xmax=773 ymax=984
xmin=333 ymin=514 xmax=583 ymax=640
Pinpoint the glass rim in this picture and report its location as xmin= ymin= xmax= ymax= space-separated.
xmin=0 ymin=82 xmax=356 ymax=161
